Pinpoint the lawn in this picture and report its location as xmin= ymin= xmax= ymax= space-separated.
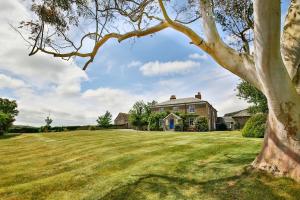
xmin=0 ymin=130 xmax=299 ymax=200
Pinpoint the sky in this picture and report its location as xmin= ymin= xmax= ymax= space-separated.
xmin=0 ymin=0 xmax=290 ymax=126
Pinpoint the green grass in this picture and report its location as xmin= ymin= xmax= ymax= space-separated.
xmin=0 ymin=130 xmax=299 ymax=200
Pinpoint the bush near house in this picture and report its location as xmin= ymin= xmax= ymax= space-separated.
xmin=148 ymin=112 xmax=167 ymax=131
xmin=242 ymin=113 xmax=267 ymax=138
xmin=195 ymin=117 xmax=209 ymax=132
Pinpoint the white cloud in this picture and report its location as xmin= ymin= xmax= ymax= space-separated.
xmin=140 ymin=60 xmax=200 ymax=76
xmin=0 ymin=74 xmax=27 ymax=89
xmin=188 ymin=53 xmax=208 ymax=60
xmin=127 ymin=60 xmax=142 ymax=68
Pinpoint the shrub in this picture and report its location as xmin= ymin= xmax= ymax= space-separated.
xmin=8 ymin=126 xmax=40 ymax=133
xmin=216 ymin=123 xmax=227 ymax=131
xmin=195 ymin=117 xmax=209 ymax=132
xmin=148 ymin=112 xmax=167 ymax=131
xmin=89 ymin=126 xmax=97 ymax=131
xmin=175 ymin=124 xmax=183 ymax=132
xmin=242 ymin=113 xmax=267 ymax=138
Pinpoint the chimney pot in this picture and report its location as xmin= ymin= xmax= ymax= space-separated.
xmin=195 ymin=92 xmax=202 ymax=99
xmin=170 ymin=95 xmax=176 ymax=100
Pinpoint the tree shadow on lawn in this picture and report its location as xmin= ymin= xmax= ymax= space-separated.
xmin=99 ymin=170 xmax=299 ymax=200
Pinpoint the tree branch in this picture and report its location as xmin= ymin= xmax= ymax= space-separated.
xmin=37 ymin=21 xmax=169 ymax=70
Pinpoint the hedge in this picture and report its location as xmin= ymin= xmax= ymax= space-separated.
xmin=242 ymin=113 xmax=267 ymax=138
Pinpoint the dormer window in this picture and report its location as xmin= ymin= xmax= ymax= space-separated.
xmin=188 ymin=105 xmax=195 ymax=113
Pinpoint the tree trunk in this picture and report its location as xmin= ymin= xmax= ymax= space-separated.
xmin=253 ymin=108 xmax=300 ymax=181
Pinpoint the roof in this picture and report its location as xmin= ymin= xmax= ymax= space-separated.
xmin=163 ymin=113 xmax=182 ymax=120
xmin=224 ymin=109 xmax=251 ymax=118
xmin=154 ymin=97 xmax=206 ymax=107
xmin=223 ymin=116 xmax=235 ymax=123
xmin=114 ymin=112 xmax=129 ymax=121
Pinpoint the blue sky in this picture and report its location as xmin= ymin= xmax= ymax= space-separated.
xmin=0 ymin=0 xmax=291 ymax=126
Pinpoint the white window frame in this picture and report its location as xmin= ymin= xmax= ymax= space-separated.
xmin=188 ymin=105 xmax=195 ymax=113
xmin=159 ymin=107 xmax=164 ymax=112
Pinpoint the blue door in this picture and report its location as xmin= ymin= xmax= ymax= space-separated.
xmin=169 ymin=119 xmax=174 ymax=129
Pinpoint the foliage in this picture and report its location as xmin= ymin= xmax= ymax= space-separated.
xmin=175 ymin=112 xmax=195 ymax=132
xmin=214 ymin=0 xmax=253 ymax=52
xmin=174 ymin=124 xmax=183 ymax=132
xmin=97 ymin=111 xmax=112 ymax=128
xmin=216 ymin=123 xmax=227 ymax=131
xmin=0 ymin=98 xmax=19 ymax=135
xmin=148 ymin=112 xmax=167 ymax=131
xmin=129 ymin=100 xmax=156 ymax=130
xmin=41 ymin=116 xmax=53 ymax=132
xmin=89 ymin=126 xmax=97 ymax=131
xmin=242 ymin=113 xmax=267 ymax=138
xmin=195 ymin=117 xmax=209 ymax=132
xmin=237 ymin=80 xmax=268 ymax=114
xmin=8 ymin=126 xmax=40 ymax=133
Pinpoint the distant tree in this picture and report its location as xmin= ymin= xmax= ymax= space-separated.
xmin=236 ymin=80 xmax=268 ymax=114
xmin=42 ymin=115 xmax=53 ymax=132
xmin=97 ymin=111 xmax=112 ymax=128
xmin=0 ymin=98 xmax=19 ymax=135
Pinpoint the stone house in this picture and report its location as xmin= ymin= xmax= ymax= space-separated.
xmin=151 ymin=92 xmax=217 ymax=131
xmin=222 ymin=109 xmax=252 ymax=130
xmin=114 ymin=113 xmax=131 ymax=128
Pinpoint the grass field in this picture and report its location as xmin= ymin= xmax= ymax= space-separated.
xmin=0 ymin=130 xmax=299 ymax=200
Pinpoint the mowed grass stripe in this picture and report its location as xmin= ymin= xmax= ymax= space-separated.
xmin=1 ymin=131 xmax=203 ymax=188
xmin=0 ymin=130 xmax=299 ymax=200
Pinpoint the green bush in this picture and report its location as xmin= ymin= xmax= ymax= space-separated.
xmin=242 ymin=113 xmax=267 ymax=138
xmin=175 ymin=124 xmax=183 ymax=132
xmin=89 ymin=126 xmax=97 ymax=131
xmin=148 ymin=112 xmax=167 ymax=131
xmin=195 ymin=117 xmax=209 ymax=132
xmin=8 ymin=126 xmax=40 ymax=133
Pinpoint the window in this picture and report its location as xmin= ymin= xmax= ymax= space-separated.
xmin=173 ymin=106 xmax=179 ymax=112
xmin=159 ymin=107 xmax=164 ymax=112
xmin=189 ymin=118 xmax=194 ymax=126
xmin=159 ymin=119 xmax=163 ymax=127
xmin=188 ymin=105 xmax=195 ymax=113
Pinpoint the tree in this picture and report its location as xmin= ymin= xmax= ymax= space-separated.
xmin=128 ymin=101 xmax=150 ymax=130
xmin=236 ymin=80 xmax=268 ymax=114
xmin=148 ymin=111 xmax=167 ymax=131
xmin=97 ymin=111 xmax=112 ymax=128
xmin=19 ymin=0 xmax=300 ymax=181
xmin=0 ymin=98 xmax=18 ymax=135
xmin=42 ymin=115 xmax=53 ymax=132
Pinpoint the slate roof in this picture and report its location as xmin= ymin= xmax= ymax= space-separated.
xmin=224 ymin=109 xmax=251 ymax=118
xmin=114 ymin=113 xmax=129 ymax=121
xmin=154 ymin=97 xmax=206 ymax=107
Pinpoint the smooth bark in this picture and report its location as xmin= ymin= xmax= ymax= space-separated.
xmin=251 ymin=0 xmax=300 ymax=181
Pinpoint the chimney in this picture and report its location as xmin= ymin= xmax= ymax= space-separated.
xmin=195 ymin=92 xmax=202 ymax=99
xmin=170 ymin=95 xmax=176 ymax=100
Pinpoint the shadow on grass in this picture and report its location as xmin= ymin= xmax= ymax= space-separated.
xmin=99 ymin=168 xmax=299 ymax=200
xmin=0 ymin=134 xmax=21 ymax=140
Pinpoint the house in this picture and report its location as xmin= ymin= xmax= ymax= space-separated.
xmin=114 ymin=113 xmax=131 ymax=128
xmin=223 ymin=109 xmax=252 ymax=130
xmin=151 ymin=92 xmax=217 ymax=131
